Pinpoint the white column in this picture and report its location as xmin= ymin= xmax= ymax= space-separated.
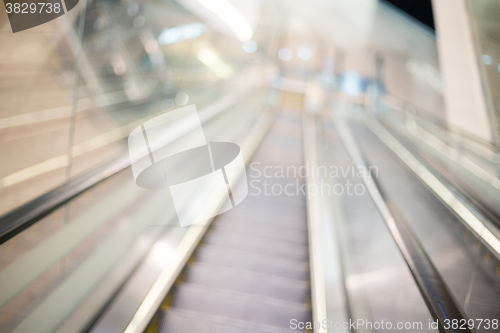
xmin=431 ymin=0 xmax=492 ymax=142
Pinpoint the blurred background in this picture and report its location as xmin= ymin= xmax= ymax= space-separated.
xmin=0 ymin=0 xmax=499 ymax=332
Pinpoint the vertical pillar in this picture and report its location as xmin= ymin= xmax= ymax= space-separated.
xmin=431 ymin=0 xmax=493 ymax=142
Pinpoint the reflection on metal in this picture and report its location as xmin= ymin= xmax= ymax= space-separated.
xmin=302 ymin=113 xmax=328 ymax=333
xmin=367 ymin=116 xmax=500 ymax=259
xmin=319 ymin=118 xmax=373 ymax=333
xmin=333 ymin=112 xmax=475 ymax=333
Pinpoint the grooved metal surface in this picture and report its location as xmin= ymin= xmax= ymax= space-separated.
xmin=159 ymin=109 xmax=311 ymax=332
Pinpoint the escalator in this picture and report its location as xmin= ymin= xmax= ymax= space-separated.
xmin=78 ymin=87 xmax=323 ymax=333
xmin=350 ymin=117 xmax=500 ymax=324
xmin=3 ymin=0 xmax=500 ymax=332
xmin=2 ymin=79 xmax=500 ymax=333
xmin=155 ymin=106 xmax=311 ymax=333
xmin=318 ymin=104 xmax=500 ymax=333
xmin=0 ymin=85 xmax=287 ymax=333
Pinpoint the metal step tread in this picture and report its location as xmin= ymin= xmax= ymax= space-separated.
xmin=185 ymin=262 xmax=309 ymax=303
xmin=210 ymin=221 xmax=307 ymax=245
xmin=215 ymin=214 xmax=307 ymax=231
xmin=236 ymin=197 xmax=306 ymax=213
xmin=239 ymin=194 xmax=306 ymax=208
xmin=194 ymin=244 xmax=309 ymax=280
xmin=171 ymin=282 xmax=310 ymax=328
xmin=217 ymin=207 xmax=307 ymax=228
xmin=203 ymin=229 xmax=308 ymax=262
xmin=159 ymin=308 xmax=299 ymax=333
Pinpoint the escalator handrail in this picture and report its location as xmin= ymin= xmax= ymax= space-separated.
xmin=0 ymin=87 xmax=261 ymax=245
xmin=385 ymin=92 xmax=500 ymax=152
xmin=333 ymin=112 xmax=475 ymax=333
xmin=370 ymin=112 xmax=500 ymax=260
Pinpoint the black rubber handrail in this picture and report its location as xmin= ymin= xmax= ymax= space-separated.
xmin=375 ymin=177 xmax=474 ymax=333
xmin=0 ymin=157 xmax=131 ymax=245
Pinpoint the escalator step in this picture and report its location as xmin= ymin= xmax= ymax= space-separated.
xmin=217 ymin=207 xmax=307 ymax=231
xmin=234 ymin=196 xmax=306 ymax=212
xmin=171 ymin=283 xmax=310 ymax=328
xmin=216 ymin=215 xmax=307 ymax=232
xmin=159 ymin=308 xmax=296 ymax=333
xmin=184 ymin=262 xmax=309 ymax=303
xmin=203 ymin=229 xmax=308 ymax=262
xmin=194 ymin=245 xmax=309 ymax=281
xmin=240 ymin=197 xmax=304 ymax=208
xmin=210 ymin=221 xmax=307 ymax=245
xmin=158 ymin=108 xmax=309 ymax=333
